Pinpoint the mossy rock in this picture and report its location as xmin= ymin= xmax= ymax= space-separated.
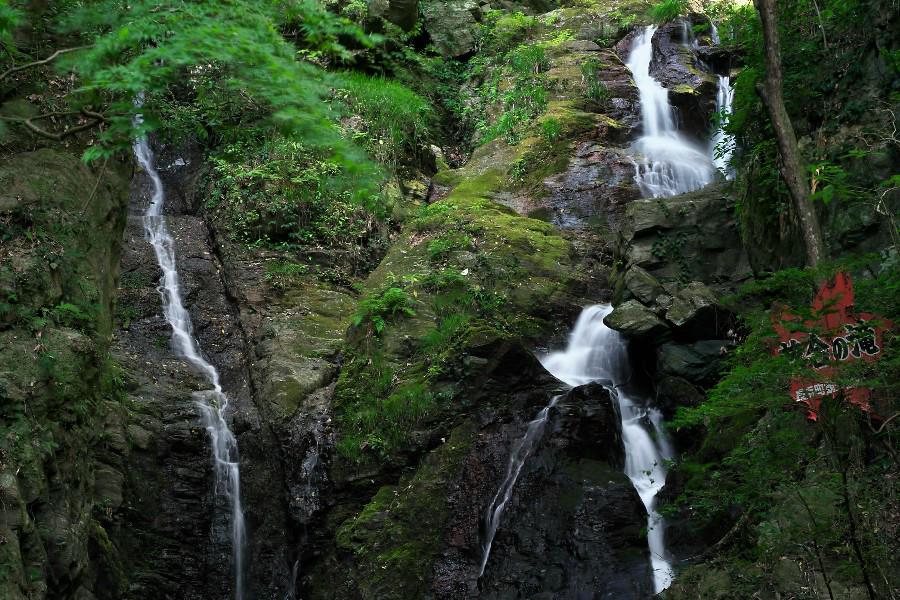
xmin=318 ymin=423 xmax=477 ymax=599
xmin=332 ymin=161 xmax=580 ymax=466
xmin=0 ymin=147 xmax=129 ymax=599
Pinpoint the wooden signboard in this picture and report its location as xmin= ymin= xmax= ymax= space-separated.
xmin=771 ymin=273 xmax=893 ymax=420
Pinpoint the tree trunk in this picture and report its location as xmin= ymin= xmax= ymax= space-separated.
xmin=753 ymin=0 xmax=826 ymax=267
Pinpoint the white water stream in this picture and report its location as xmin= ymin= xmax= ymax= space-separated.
xmin=478 ymin=394 xmax=561 ymax=577
xmin=133 ymin=128 xmax=246 ymax=599
xmin=478 ymin=306 xmax=675 ymax=592
xmin=710 ymin=75 xmax=736 ymax=179
xmin=541 ymin=305 xmax=674 ymax=593
xmin=626 ymin=26 xmax=716 ymax=198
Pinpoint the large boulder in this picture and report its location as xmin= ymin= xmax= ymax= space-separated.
xmin=369 ymin=0 xmax=418 ymax=30
xmin=604 ymin=299 xmax=671 ymax=342
xmin=624 ymin=265 xmax=665 ymax=304
xmin=618 ymin=183 xmax=752 ymax=292
xmin=654 ymin=374 xmax=705 ymax=419
xmin=422 ymin=0 xmax=481 ymax=57
xmin=665 ymin=282 xmax=730 ymax=340
xmin=657 ymin=340 xmax=728 ymax=385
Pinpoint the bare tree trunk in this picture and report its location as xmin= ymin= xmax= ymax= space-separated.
xmin=753 ymin=0 xmax=826 ymax=267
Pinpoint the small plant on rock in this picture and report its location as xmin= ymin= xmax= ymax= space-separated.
xmin=352 ymin=287 xmax=416 ymax=335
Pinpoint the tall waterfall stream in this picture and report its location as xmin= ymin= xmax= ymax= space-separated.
xmin=127 ymin=22 xmax=733 ymax=598
xmin=480 ymin=306 xmax=675 ymax=592
xmin=711 ymin=74 xmax=736 ymax=179
xmin=626 ymin=25 xmax=716 ymax=198
xmin=133 ymin=132 xmax=247 ymax=599
xmin=479 ymin=24 xmax=737 ymax=591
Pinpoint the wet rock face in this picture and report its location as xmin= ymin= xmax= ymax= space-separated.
xmin=113 ymin=143 xmax=298 ymax=599
xmin=618 ymin=183 xmax=751 ymax=291
xmin=431 ymin=383 xmax=651 ymax=599
xmin=647 ymin=18 xmax=717 ymax=139
xmin=0 ymin=148 xmax=131 ymax=600
xmin=543 ymin=141 xmax=641 ymax=229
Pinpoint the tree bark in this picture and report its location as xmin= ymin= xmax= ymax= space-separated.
xmin=753 ymin=0 xmax=826 ymax=267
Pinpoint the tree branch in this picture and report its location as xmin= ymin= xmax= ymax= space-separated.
xmin=680 ymin=510 xmax=751 ymax=563
xmin=0 ymin=109 xmax=105 ymax=141
xmin=796 ymin=489 xmax=836 ymax=600
xmin=0 ymin=45 xmax=92 ymax=83
xmin=869 ymin=411 xmax=900 ymax=435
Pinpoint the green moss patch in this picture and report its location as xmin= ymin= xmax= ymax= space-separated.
xmin=333 ymin=423 xmax=476 ymax=599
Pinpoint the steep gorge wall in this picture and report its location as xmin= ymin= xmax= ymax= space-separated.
xmin=0 ymin=148 xmax=130 ymax=599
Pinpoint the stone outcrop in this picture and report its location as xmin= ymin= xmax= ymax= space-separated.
xmin=616 ymin=183 xmax=752 ymax=292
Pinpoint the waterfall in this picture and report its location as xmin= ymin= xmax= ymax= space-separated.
xmin=710 ymin=75 xmax=736 ymax=179
xmin=626 ymin=26 xmax=716 ymax=198
xmin=133 ymin=126 xmax=247 ymax=599
xmin=540 ymin=305 xmax=675 ymax=593
xmin=479 ymin=394 xmax=561 ymax=577
xmin=710 ymin=22 xmax=721 ymax=45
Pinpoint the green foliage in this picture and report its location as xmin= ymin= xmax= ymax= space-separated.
xmin=580 ymin=58 xmax=610 ymax=103
xmin=721 ymin=0 xmax=897 ymax=264
xmin=478 ymin=43 xmax=550 ymax=144
xmin=208 ymin=136 xmax=381 ymax=251
xmin=332 ymin=72 xmax=433 ymax=168
xmin=0 ymin=0 xmax=23 ymax=48
xmin=540 ymin=116 xmax=563 ymax=142
xmin=649 ymin=0 xmax=688 ymax=23
xmin=670 ymin=259 xmax=900 ymax=592
xmin=352 ymin=286 xmax=416 ymax=336
xmin=426 ymin=232 xmax=474 ymax=262
xmin=479 ymin=11 xmax=537 ymax=54
xmin=262 ymin=260 xmax=309 ymax=291
xmin=1 ymin=0 xmax=390 ymax=197
xmin=651 ymin=231 xmax=691 ymax=282
xmin=334 ymin=349 xmax=448 ymax=462
xmin=421 ymin=313 xmax=470 ymax=359
xmin=809 ymin=160 xmax=866 ymax=204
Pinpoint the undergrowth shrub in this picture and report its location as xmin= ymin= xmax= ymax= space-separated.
xmin=649 ymin=0 xmax=688 ymax=23
xmin=478 ymin=43 xmax=550 ymax=144
xmin=208 ymin=136 xmax=380 ymax=253
xmin=669 ymin=258 xmax=900 ymax=593
xmin=332 ymin=72 xmax=433 ymax=168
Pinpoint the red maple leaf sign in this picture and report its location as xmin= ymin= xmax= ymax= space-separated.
xmin=771 ymin=272 xmax=893 ymax=420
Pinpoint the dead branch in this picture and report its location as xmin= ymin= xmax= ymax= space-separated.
xmin=869 ymin=411 xmax=900 ymax=435
xmin=680 ymin=510 xmax=751 ymax=563
xmin=0 ymin=109 xmax=105 ymax=141
xmin=0 ymin=46 xmax=92 ymax=83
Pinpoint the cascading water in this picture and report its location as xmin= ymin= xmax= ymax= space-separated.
xmin=710 ymin=22 xmax=721 ymax=45
xmin=133 ymin=124 xmax=247 ymax=599
xmin=478 ymin=395 xmax=561 ymax=577
xmin=626 ymin=26 xmax=716 ymax=198
xmin=540 ymin=305 xmax=675 ymax=593
xmin=710 ymin=75 xmax=736 ymax=179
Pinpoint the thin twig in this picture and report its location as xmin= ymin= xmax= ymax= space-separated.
xmin=869 ymin=411 xmax=900 ymax=435
xmin=811 ymin=0 xmax=829 ymax=49
xmin=81 ymin=156 xmax=110 ymax=215
xmin=796 ymin=489 xmax=836 ymax=600
xmin=0 ymin=45 xmax=92 ymax=82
